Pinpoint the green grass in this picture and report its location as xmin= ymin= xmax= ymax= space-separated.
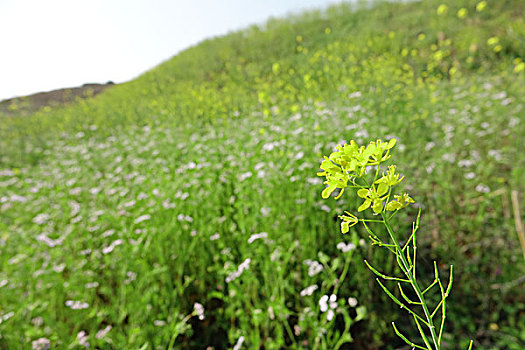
xmin=0 ymin=0 xmax=524 ymax=348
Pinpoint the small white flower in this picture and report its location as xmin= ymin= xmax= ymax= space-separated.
xmin=238 ymin=172 xmax=253 ymax=181
xmin=336 ymin=242 xmax=356 ymax=253
xmin=425 ymin=142 xmax=435 ymax=151
xmin=307 ymin=261 xmax=323 ymax=277
xmin=0 ymin=311 xmax=14 ymax=323
xmin=102 ymin=239 xmax=123 ymax=254
xmin=475 ymin=184 xmax=490 ymax=193
xmin=329 ymin=294 xmax=337 ymax=304
xmin=32 ymin=213 xmax=50 ymax=225
xmin=95 ymin=325 xmax=112 ymax=339
xmin=247 ymin=232 xmax=268 ymax=244
xmin=32 ymin=337 xmax=50 ymax=350
xmin=348 ymin=297 xmax=358 ymax=307
xmin=326 ymin=309 xmax=335 ymax=321
xmin=85 ymin=282 xmax=99 ymax=289
xmin=226 ymin=258 xmax=251 ymax=283
xmin=260 ymin=207 xmax=271 ymax=217
xmin=319 ymin=295 xmax=329 ymax=312
xmin=134 ymin=214 xmax=151 ymax=224
xmin=233 ymin=336 xmax=245 ymax=350
xmin=300 ymin=284 xmax=318 ymax=297
xmin=65 ymin=300 xmax=89 ymax=310
xmin=77 ymin=330 xmax=89 ymax=348
xmin=194 ymin=302 xmax=205 ymax=320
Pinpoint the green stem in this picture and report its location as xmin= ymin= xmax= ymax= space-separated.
xmin=381 ymin=213 xmax=440 ymax=350
xmin=168 ymin=313 xmax=194 ymax=349
xmin=334 ymin=253 xmax=351 ymax=295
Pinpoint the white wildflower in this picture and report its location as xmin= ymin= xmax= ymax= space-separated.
xmin=0 ymin=311 xmax=14 ymax=323
xmin=102 ymin=239 xmax=123 ymax=254
xmin=248 ymin=232 xmax=268 ymax=244
xmin=65 ymin=300 xmax=89 ymax=310
xmin=194 ymin=302 xmax=205 ymax=320
xmin=226 ymin=258 xmax=251 ymax=283
xmin=32 ymin=213 xmax=49 ymax=225
xmin=260 ymin=207 xmax=271 ymax=217
xmin=425 ymin=142 xmax=435 ymax=151
xmin=134 ymin=215 xmax=151 ymax=224
xmin=319 ymin=295 xmax=329 ymax=312
xmin=475 ymin=184 xmax=490 ymax=193
xmin=123 ymin=200 xmax=136 ymax=208
xmin=233 ymin=336 xmax=245 ymax=350
xmin=85 ymin=282 xmax=99 ymax=289
xmin=300 ymin=284 xmax=318 ymax=297
xmin=95 ymin=325 xmax=112 ymax=339
xmin=305 ymin=260 xmax=323 ymax=277
xmin=348 ymin=297 xmax=358 ymax=307
xmin=10 ymin=194 xmax=27 ymax=202
xmin=101 ymin=229 xmax=115 ymax=238
xmin=238 ymin=172 xmax=253 ymax=181
xmin=326 ymin=309 xmax=335 ymax=321
xmin=32 ymin=337 xmax=50 ymax=350
xmin=77 ymin=330 xmax=89 ymax=348
xmin=336 ymin=242 xmax=356 ymax=253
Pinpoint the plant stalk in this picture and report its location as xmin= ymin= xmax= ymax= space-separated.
xmin=381 ymin=213 xmax=440 ymax=350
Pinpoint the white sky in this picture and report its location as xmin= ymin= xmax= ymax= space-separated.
xmin=0 ymin=0 xmax=343 ymax=100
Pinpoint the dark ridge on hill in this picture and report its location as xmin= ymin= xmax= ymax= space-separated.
xmin=0 ymin=81 xmax=116 ymax=117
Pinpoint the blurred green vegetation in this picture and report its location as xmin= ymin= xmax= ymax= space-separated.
xmin=0 ymin=0 xmax=524 ymax=348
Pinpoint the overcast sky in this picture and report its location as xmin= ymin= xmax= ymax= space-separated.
xmin=0 ymin=0 xmax=344 ymax=100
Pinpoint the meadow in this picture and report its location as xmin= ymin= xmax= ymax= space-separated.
xmin=0 ymin=0 xmax=524 ymax=348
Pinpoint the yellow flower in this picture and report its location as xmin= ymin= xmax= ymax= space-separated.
xmin=476 ymin=1 xmax=487 ymax=12
xmin=514 ymin=62 xmax=525 ymax=73
xmin=457 ymin=8 xmax=468 ymax=19
xmin=437 ymin=4 xmax=448 ymax=15
xmin=487 ymin=37 xmax=499 ymax=46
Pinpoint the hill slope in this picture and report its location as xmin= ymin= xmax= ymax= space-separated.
xmin=0 ymin=82 xmax=115 ymax=117
xmin=0 ymin=0 xmax=524 ymax=349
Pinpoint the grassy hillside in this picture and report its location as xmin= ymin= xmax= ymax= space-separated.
xmin=1 ymin=0 xmax=524 ymax=349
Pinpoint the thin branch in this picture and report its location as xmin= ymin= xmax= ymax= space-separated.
xmin=364 ymin=260 xmax=410 ymax=283
xmin=376 ymin=279 xmax=430 ymax=327
xmin=414 ymin=315 xmax=434 ymax=350
xmin=422 ymin=279 xmax=437 ymax=295
xmin=392 ymin=322 xmax=429 ymax=350
xmin=398 ymin=282 xmax=423 ymax=305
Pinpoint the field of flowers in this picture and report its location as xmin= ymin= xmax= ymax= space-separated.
xmin=1 ymin=0 xmax=524 ymax=349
